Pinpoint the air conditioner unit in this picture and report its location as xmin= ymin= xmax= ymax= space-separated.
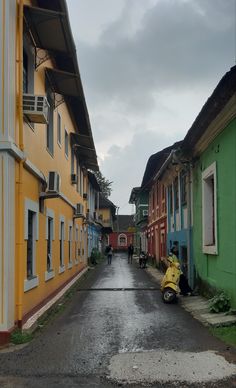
xmin=75 ymin=203 xmax=84 ymax=217
xmin=83 ymin=193 xmax=88 ymax=199
xmin=47 ymin=172 xmax=60 ymax=193
xmin=71 ymin=174 xmax=78 ymax=184
xmin=23 ymin=94 xmax=50 ymax=124
xmin=143 ymin=210 xmax=148 ymax=216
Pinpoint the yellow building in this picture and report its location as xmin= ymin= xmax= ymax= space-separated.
xmin=98 ymin=195 xmax=117 ymax=250
xmin=0 ymin=0 xmax=98 ymax=344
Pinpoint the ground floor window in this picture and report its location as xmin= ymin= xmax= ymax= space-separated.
xmin=24 ymin=199 xmax=39 ymax=291
xmin=68 ymin=223 xmax=73 ymax=264
xmin=202 ymin=162 xmax=217 ymax=254
xmin=27 ymin=210 xmax=35 ymax=278
xmin=59 ymin=217 xmax=65 ymax=268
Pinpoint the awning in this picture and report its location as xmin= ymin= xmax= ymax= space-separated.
xmin=70 ymin=133 xmax=99 ymax=171
xmin=24 ymin=5 xmax=74 ymax=54
xmin=45 ymin=68 xmax=83 ymax=98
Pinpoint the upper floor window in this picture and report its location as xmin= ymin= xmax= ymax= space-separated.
xmin=174 ymin=177 xmax=179 ymax=210
xmin=65 ymin=129 xmax=69 ymax=158
xmin=23 ymin=33 xmax=35 ymax=94
xmin=46 ymin=89 xmax=54 ymax=155
xmin=181 ymin=174 xmax=187 ymax=205
xmin=57 ymin=113 xmax=62 ymax=146
xmin=169 ymin=185 xmax=173 ymax=214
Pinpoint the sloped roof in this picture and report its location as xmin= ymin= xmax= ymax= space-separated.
xmin=141 ymin=141 xmax=182 ymax=189
xmin=98 ymin=194 xmax=117 ymax=218
xmin=113 ymin=215 xmax=135 ymax=232
xmin=182 ymin=65 xmax=236 ymax=154
xmin=129 ymin=187 xmax=141 ymax=204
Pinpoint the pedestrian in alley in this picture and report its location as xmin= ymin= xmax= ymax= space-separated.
xmin=107 ymin=244 xmax=113 ymax=265
xmin=127 ymin=243 xmax=134 ymax=263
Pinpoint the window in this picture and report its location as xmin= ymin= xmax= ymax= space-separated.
xmin=181 ymin=174 xmax=187 ymax=205
xmin=75 ymin=226 xmax=79 ymax=264
xmin=57 ymin=113 xmax=62 ymax=145
xmin=169 ymin=185 xmax=173 ymax=214
xmin=59 ymin=217 xmax=65 ymax=271
xmin=202 ymin=162 xmax=217 ymax=254
xmin=23 ymin=34 xmax=34 ymax=94
xmin=68 ymin=223 xmax=73 ymax=266
xmin=118 ymin=234 xmax=127 ymax=246
xmin=27 ymin=210 xmax=34 ymax=279
xmin=46 ymin=90 xmax=54 ymax=155
xmin=45 ymin=209 xmax=55 ymax=281
xmin=24 ymin=199 xmax=39 ymax=292
xmin=174 ymin=177 xmax=179 ymax=210
xmin=65 ymin=129 xmax=69 ymax=157
xmin=47 ymin=217 xmax=53 ymax=271
xmin=80 ymin=168 xmax=83 ymax=194
xmin=71 ymin=147 xmax=74 ymax=175
xmin=76 ymin=160 xmax=80 ymax=193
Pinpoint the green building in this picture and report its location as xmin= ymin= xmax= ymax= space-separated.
xmin=182 ymin=65 xmax=236 ymax=308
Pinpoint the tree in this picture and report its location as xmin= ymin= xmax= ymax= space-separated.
xmin=95 ymin=171 xmax=113 ymax=198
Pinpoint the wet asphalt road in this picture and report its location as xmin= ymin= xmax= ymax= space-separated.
xmin=0 ymin=253 xmax=235 ymax=387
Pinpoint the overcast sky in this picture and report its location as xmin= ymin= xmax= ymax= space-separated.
xmin=67 ymin=0 xmax=235 ymax=214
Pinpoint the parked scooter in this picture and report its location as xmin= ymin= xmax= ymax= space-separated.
xmin=139 ymin=251 xmax=147 ymax=268
xmin=161 ymin=256 xmax=181 ymax=303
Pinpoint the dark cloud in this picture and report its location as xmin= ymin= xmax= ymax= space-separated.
xmin=69 ymin=0 xmax=235 ymax=212
xmin=100 ymin=129 xmax=183 ymax=212
xmin=77 ymin=0 xmax=235 ymax=113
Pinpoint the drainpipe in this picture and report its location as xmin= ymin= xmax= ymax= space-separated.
xmin=187 ymin=164 xmax=193 ymax=288
xmin=16 ymin=0 xmax=24 ymax=326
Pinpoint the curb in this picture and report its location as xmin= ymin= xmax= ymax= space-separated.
xmin=145 ymin=266 xmax=236 ymax=328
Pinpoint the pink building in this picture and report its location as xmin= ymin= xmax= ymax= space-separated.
xmin=109 ymin=215 xmax=135 ymax=251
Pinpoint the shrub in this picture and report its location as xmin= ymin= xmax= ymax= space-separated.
xmin=11 ymin=329 xmax=33 ymax=344
xmin=209 ymin=292 xmax=231 ymax=313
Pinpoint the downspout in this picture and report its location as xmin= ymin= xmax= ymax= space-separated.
xmin=16 ymin=0 xmax=24 ymax=326
xmin=187 ymin=164 xmax=193 ymax=288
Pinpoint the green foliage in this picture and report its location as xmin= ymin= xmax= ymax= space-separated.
xmin=90 ymin=248 xmax=104 ymax=264
xmin=209 ymin=292 xmax=231 ymax=313
xmin=11 ymin=329 xmax=33 ymax=345
xmin=94 ymin=171 xmax=113 ymax=198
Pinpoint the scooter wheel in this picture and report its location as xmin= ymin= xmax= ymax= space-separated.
xmin=162 ymin=288 xmax=177 ymax=303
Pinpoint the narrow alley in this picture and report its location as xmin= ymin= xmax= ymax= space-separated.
xmin=0 ymin=254 xmax=235 ymax=387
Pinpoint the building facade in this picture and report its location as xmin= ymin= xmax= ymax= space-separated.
xmin=0 ymin=0 xmax=98 ymax=344
xmin=129 ymin=187 xmax=148 ymax=254
xmin=109 ymin=215 xmax=136 ymax=252
xmin=182 ymin=65 xmax=236 ymax=307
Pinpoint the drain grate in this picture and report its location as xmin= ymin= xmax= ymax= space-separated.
xmin=77 ymin=287 xmax=160 ymax=291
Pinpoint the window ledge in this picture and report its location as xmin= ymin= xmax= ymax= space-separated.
xmin=45 ymin=269 xmax=55 ymax=282
xmin=203 ymin=245 xmax=218 ymax=255
xmin=68 ymin=262 xmax=73 ymax=269
xmin=59 ymin=264 xmax=65 ymax=274
xmin=24 ymin=276 xmax=39 ymax=292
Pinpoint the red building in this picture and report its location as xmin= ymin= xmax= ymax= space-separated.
xmin=141 ymin=142 xmax=181 ymax=266
xmin=109 ymin=215 xmax=135 ymax=251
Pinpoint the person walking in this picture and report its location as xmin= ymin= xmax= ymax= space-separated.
xmin=128 ymin=244 xmax=134 ymax=264
xmin=107 ymin=244 xmax=113 ymax=265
